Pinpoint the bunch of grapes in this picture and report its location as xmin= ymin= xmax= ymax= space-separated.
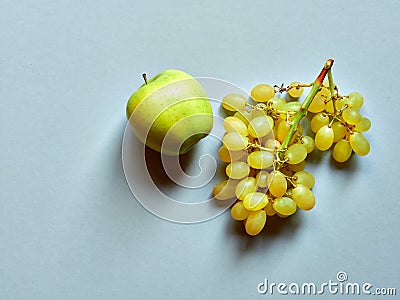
xmin=212 ymin=62 xmax=371 ymax=236
xmin=309 ymin=87 xmax=370 ymax=162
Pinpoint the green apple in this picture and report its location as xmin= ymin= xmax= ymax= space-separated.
xmin=126 ymin=70 xmax=213 ymax=155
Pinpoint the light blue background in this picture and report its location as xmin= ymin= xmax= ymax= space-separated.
xmin=1 ymin=0 xmax=399 ymax=299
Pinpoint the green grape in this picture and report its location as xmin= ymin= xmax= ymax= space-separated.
xmin=333 ymin=139 xmax=352 ymax=162
xmin=309 ymin=87 xmax=328 ymax=113
xmin=251 ymin=109 xmax=265 ymax=119
xmin=288 ymin=160 xmax=306 ymax=172
xmin=267 ymin=171 xmax=287 ymax=197
xmin=251 ymin=84 xmax=275 ymax=102
xmin=222 ymin=94 xmax=247 ymax=111
xmin=342 ymin=108 xmax=361 ymax=125
xmin=231 ymin=201 xmax=251 ymax=221
xmin=247 ymin=151 xmax=274 ymax=169
xmin=292 ymin=184 xmax=315 ymax=210
xmin=286 ymin=143 xmax=307 ymax=164
xmin=345 ymin=92 xmax=364 ymax=109
xmin=248 ymin=116 xmax=273 ymax=138
xmin=349 ymin=132 xmax=370 ymax=156
xmin=315 ymin=125 xmax=334 ymax=150
xmin=301 ymin=135 xmax=315 ymax=153
xmin=233 ymin=110 xmax=253 ymax=126
xmin=243 ymin=192 xmax=269 ymax=211
xmin=218 ymin=146 xmax=246 ymax=163
xmin=287 ymin=82 xmax=304 ymax=98
xmin=222 ymin=132 xmax=249 ymax=151
xmin=285 ymin=188 xmax=292 ymax=197
xmin=212 ymin=179 xmax=240 ymax=200
xmin=280 ymin=102 xmax=302 ymax=121
xmin=226 ymin=161 xmax=250 ymax=179
xmin=267 ymin=97 xmax=286 ymax=109
xmin=235 ymin=177 xmax=257 ymax=200
xmin=354 ymin=117 xmax=371 ymax=132
xmin=256 ymin=170 xmax=269 ymax=188
xmin=332 ymin=121 xmax=347 ymax=142
xmin=245 ymin=210 xmax=267 ymax=236
xmin=293 ymin=171 xmax=315 ymax=189
xmin=223 ymin=116 xmax=248 ymax=136
xmin=264 ymin=201 xmax=276 ymax=216
xmin=264 ymin=139 xmax=281 ymax=150
xmin=273 ymin=197 xmax=297 ymax=216
xmin=311 ymin=112 xmax=329 ymax=133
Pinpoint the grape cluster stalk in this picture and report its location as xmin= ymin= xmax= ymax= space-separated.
xmin=213 ymin=59 xmax=371 ymax=236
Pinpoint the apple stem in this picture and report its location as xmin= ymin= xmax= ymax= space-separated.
xmin=142 ymin=73 xmax=148 ymax=85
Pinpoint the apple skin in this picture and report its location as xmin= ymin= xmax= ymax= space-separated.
xmin=126 ymin=70 xmax=213 ymax=155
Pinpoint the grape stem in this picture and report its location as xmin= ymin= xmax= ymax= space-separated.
xmin=277 ymin=59 xmax=334 ymax=165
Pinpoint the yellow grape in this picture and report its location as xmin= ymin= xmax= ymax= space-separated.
xmin=292 ymin=184 xmax=315 ymax=210
xmin=276 ymin=121 xmax=302 ymax=144
xmin=332 ymin=121 xmax=347 ymax=142
xmin=222 ymin=132 xmax=249 ymax=151
xmin=354 ymin=117 xmax=371 ymax=132
xmin=276 ymin=121 xmax=291 ymax=142
xmin=212 ymin=179 xmax=239 ymax=200
xmin=235 ymin=177 xmax=257 ymax=200
xmin=248 ymin=116 xmax=273 ymax=138
xmin=309 ymin=87 xmax=328 ymax=113
xmin=345 ymin=92 xmax=364 ymax=109
xmin=233 ymin=110 xmax=253 ymax=126
xmin=218 ymin=146 xmax=246 ymax=163
xmin=288 ymin=82 xmax=304 ymax=98
xmin=226 ymin=161 xmax=250 ymax=179
xmin=243 ymin=192 xmax=269 ymax=211
xmin=256 ymin=170 xmax=269 ymax=188
xmin=325 ymin=100 xmax=335 ymax=114
xmin=276 ymin=213 xmax=289 ymax=218
xmin=315 ymin=125 xmax=334 ymax=150
xmin=223 ymin=116 xmax=248 ymax=136
xmin=311 ymin=112 xmax=329 ymax=133
xmin=285 ymin=143 xmax=307 ymax=164
xmin=273 ymin=197 xmax=297 ymax=216
xmin=342 ymin=108 xmax=361 ymax=125
xmin=267 ymin=171 xmax=287 ymax=197
xmin=334 ymin=98 xmax=345 ymax=110
xmin=288 ymin=160 xmax=306 ymax=172
xmin=247 ymin=151 xmax=274 ymax=169
xmin=251 ymin=84 xmax=275 ymax=102
xmin=332 ymin=139 xmax=352 ymax=162
xmin=292 ymin=171 xmax=315 ymax=188
xmin=349 ymin=132 xmax=370 ymax=156
xmin=301 ymin=135 xmax=315 ymax=153
xmin=231 ymin=201 xmax=251 ymax=221
xmin=222 ymin=94 xmax=247 ymax=111
xmin=245 ymin=210 xmax=267 ymax=236
xmin=264 ymin=201 xmax=276 ymax=216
